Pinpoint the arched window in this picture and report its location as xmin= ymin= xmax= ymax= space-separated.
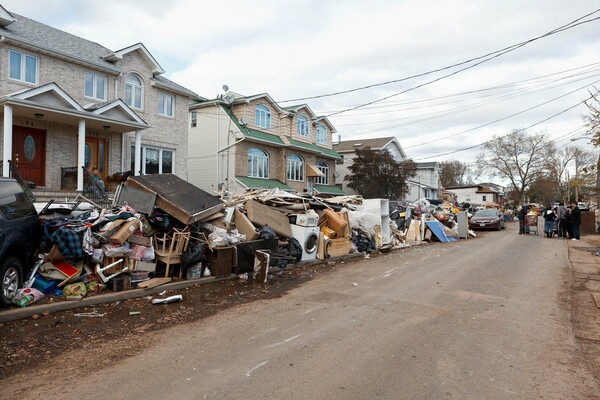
xmin=315 ymin=161 xmax=329 ymax=185
xmin=248 ymin=148 xmax=269 ymax=178
xmin=297 ymin=115 xmax=308 ymax=137
xmin=255 ymin=105 xmax=271 ymax=129
xmin=125 ymin=74 xmax=143 ymax=109
xmin=286 ymin=153 xmax=304 ymax=181
xmin=316 ymin=125 xmax=326 ymax=144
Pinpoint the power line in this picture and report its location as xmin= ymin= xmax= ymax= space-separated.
xmin=278 ymin=9 xmax=600 ymax=106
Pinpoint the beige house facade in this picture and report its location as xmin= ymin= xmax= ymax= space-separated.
xmin=0 ymin=6 xmax=199 ymax=192
xmin=188 ymin=92 xmax=343 ymax=196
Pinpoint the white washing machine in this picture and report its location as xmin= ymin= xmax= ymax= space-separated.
xmin=290 ymin=224 xmax=319 ymax=261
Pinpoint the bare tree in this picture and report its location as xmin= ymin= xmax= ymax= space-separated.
xmin=544 ymin=145 xmax=576 ymax=203
xmin=439 ymin=160 xmax=469 ymax=188
xmin=583 ymin=88 xmax=600 ymax=146
xmin=476 ymin=129 xmax=551 ymax=205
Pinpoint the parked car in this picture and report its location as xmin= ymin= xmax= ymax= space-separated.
xmin=0 ymin=178 xmax=41 ymax=307
xmin=469 ymin=209 xmax=505 ymax=231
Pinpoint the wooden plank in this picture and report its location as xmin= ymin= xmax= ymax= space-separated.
xmin=245 ymin=199 xmax=292 ymax=238
xmin=137 ymin=277 xmax=172 ymax=289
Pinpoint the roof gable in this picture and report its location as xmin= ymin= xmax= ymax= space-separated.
xmin=333 ymin=136 xmax=397 ymax=153
xmin=104 ymin=43 xmax=165 ymax=75
xmin=88 ymin=99 xmax=146 ymax=124
xmin=0 ymin=5 xmax=15 ymax=26
xmin=8 ymin=82 xmax=84 ymax=111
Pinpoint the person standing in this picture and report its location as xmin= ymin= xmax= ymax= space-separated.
xmin=571 ymin=203 xmax=581 ymax=240
xmin=543 ymin=205 xmax=556 ymax=238
xmin=518 ymin=205 xmax=529 ymax=234
xmin=556 ymin=203 xmax=568 ymax=238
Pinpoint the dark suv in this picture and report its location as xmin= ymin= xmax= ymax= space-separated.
xmin=0 ymin=178 xmax=41 ymax=307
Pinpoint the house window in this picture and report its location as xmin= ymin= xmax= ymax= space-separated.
xmin=9 ymin=50 xmax=38 ymax=84
xmin=286 ymin=153 xmax=304 ymax=181
xmin=191 ymin=111 xmax=197 ymax=128
xmin=248 ymin=148 xmax=269 ymax=179
xmin=316 ymin=125 xmax=326 ymax=144
xmin=315 ymin=161 xmax=329 ymax=185
xmin=297 ymin=115 xmax=308 ymax=137
xmin=158 ymin=92 xmax=174 ymax=117
xmin=482 ymin=195 xmax=487 ymax=202
xmin=84 ymin=72 xmax=107 ymax=100
xmin=125 ymin=74 xmax=143 ymax=109
xmin=131 ymin=145 xmax=174 ymax=175
xmin=255 ymin=105 xmax=270 ymax=129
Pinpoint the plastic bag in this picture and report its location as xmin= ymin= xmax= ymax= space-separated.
xmin=12 ymin=288 xmax=44 ymax=307
xmin=287 ymin=238 xmax=303 ymax=262
xmin=62 ymin=282 xmax=87 ymax=298
xmin=182 ymin=241 xmax=205 ymax=269
xmin=258 ymin=225 xmax=276 ymax=240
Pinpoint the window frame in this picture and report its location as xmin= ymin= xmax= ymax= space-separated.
xmin=247 ymin=148 xmax=269 ymax=179
xmin=131 ymin=145 xmax=174 ymax=175
xmin=158 ymin=92 xmax=175 ymax=117
xmin=315 ymin=161 xmax=329 ymax=185
xmin=8 ymin=49 xmax=38 ymax=84
xmin=124 ymin=74 xmax=144 ymax=110
xmin=255 ymin=104 xmax=271 ymax=129
xmin=286 ymin=153 xmax=304 ymax=182
xmin=296 ymin=115 xmax=309 ymax=137
xmin=191 ymin=111 xmax=197 ymax=128
xmin=84 ymin=71 xmax=107 ymax=101
xmin=316 ymin=124 xmax=327 ymax=144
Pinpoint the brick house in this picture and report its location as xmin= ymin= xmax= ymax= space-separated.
xmin=188 ymin=92 xmax=343 ymax=196
xmin=0 ymin=5 xmax=199 ymax=195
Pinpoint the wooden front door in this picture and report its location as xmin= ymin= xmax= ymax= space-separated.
xmin=84 ymin=138 xmax=108 ymax=181
xmin=12 ymin=126 xmax=46 ymax=187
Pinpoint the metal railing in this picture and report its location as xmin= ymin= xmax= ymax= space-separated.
xmin=8 ymin=160 xmax=36 ymax=203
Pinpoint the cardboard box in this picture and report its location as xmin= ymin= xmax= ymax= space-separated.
xmin=327 ymin=237 xmax=352 ymax=257
xmin=47 ymin=244 xmax=64 ymax=262
xmin=234 ymin=209 xmax=260 ymax=241
xmin=127 ymin=233 xmax=152 ymax=247
xmin=109 ymin=219 xmax=140 ymax=244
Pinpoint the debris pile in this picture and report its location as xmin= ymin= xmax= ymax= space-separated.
xmin=10 ymin=175 xmax=485 ymax=308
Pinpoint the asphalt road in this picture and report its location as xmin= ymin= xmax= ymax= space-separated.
xmin=16 ymin=227 xmax=600 ymax=399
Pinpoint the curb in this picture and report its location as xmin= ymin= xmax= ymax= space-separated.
xmin=0 ymin=251 xmax=369 ymax=323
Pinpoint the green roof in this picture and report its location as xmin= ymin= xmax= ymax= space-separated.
xmin=236 ymin=176 xmax=293 ymax=190
xmin=314 ymin=185 xmax=345 ymax=195
xmin=223 ymin=107 xmax=340 ymax=158
xmin=287 ymin=138 xmax=342 ymax=160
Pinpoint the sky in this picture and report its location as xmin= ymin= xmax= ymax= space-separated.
xmin=3 ymin=0 xmax=600 ymax=169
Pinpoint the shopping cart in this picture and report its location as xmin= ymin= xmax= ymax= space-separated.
xmin=526 ymin=214 xmax=539 ymax=235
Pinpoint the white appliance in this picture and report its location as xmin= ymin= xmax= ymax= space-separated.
xmin=290 ymin=224 xmax=319 ymax=261
xmin=291 ymin=210 xmax=319 ymax=227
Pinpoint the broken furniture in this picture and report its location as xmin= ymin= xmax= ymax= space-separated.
xmin=154 ymin=227 xmax=191 ymax=278
xmin=205 ymin=245 xmax=236 ymax=277
xmin=124 ymin=174 xmax=224 ymax=225
xmin=95 ymin=258 xmax=129 ymax=283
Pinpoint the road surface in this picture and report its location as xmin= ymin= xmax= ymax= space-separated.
xmin=4 ymin=228 xmax=598 ymax=399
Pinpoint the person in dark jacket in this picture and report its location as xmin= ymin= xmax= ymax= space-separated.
xmin=518 ymin=205 xmax=529 ymax=234
xmin=543 ymin=205 xmax=556 ymax=238
xmin=570 ymin=203 xmax=581 ymax=240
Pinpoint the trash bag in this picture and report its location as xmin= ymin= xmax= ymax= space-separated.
xmin=287 ymin=238 xmax=303 ymax=262
xmin=258 ymin=225 xmax=276 ymax=240
xmin=181 ymin=241 xmax=206 ymax=269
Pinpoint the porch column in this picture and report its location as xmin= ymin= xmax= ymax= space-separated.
xmin=134 ymin=130 xmax=142 ymax=176
xmin=2 ymin=105 xmax=13 ymax=177
xmin=77 ymin=119 xmax=86 ymax=191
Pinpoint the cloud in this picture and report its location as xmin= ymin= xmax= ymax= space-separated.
xmin=3 ymin=0 xmax=600 ymax=162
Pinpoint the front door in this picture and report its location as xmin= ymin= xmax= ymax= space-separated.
xmin=12 ymin=126 xmax=46 ymax=187
xmin=84 ymin=138 xmax=108 ymax=181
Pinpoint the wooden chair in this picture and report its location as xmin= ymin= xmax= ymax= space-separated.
xmin=154 ymin=228 xmax=191 ymax=278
